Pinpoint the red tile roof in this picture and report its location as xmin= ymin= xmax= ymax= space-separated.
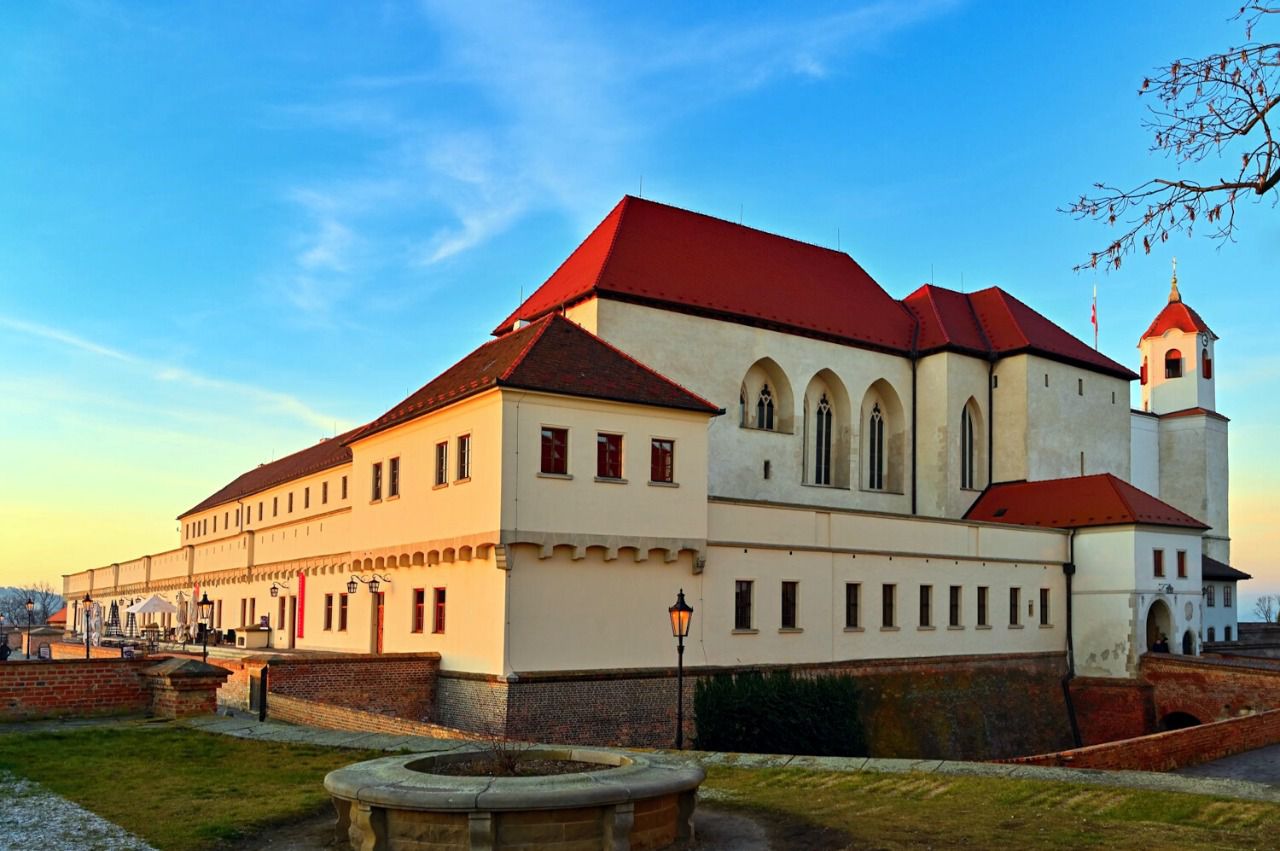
xmin=1158 ymin=407 xmax=1230 ymax=423
xmin=1202 ymin=555 xmax=1251 ymax=582
xmin=494 ymin=196 xmax=920 ymax=353
xmin=47 ymin=608 xmax=67 ymax=625
xmin=903 ymin=285 xmax=1137 ymax=379
xmin=498 ymin=197 xmax=1138 ymax=379
xmin=351 ymin=314 xmax=722 ymax=444
xmin=178 ymin=425 xmax=364 ymax=519
xmin=1141 ymin=299 xmax=1215 ymax=342
xmin=963 ymin=474 xmax=1210 ymax=530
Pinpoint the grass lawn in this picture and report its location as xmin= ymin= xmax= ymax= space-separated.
xmin=703 ymin=765 xmax=1278 ymax=850
xmin=0 ymin=724 xmax=380 ymax=850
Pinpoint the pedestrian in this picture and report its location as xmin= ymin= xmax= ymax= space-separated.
xmin=0 ymin=640 xmax=11 ymax=662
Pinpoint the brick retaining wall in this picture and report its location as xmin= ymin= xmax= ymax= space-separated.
xmin=1142 ymin=655 xmax=1280 ymax=723
xmin=266 ymin=653 xmax=439 ymax=720
xmin=0 ymin=658 xmax=153 ymax=720
xmin=1068 ymin=677 xmax=1156 ymax=744
xmin=267 ymin=692 xmax=474 ymax=740
xmin=1004 ymin=708 xmax=1280 ymax=771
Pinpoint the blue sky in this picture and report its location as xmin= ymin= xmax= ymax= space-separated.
xmin=2 ymin=1 xmax=1277 ymax=610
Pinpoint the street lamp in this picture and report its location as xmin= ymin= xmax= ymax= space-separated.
xmin=668 ymin=589 xmax=694 ymax=750
xmin=269 ymin=582 xmax=289 ymax=598
xmin=82 ymin=592 xmax=93 ymax=659
xmin=198 ymin=593 xmax=215 ymax=664
xmin=347 ymin=574 xmax=390 ymax=595
xmin=25 ymin=598 xmax=34 ymax=659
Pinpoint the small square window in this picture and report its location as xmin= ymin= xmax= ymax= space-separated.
xmin=541 ymin=427 xmax=568 ymax=475
xmin=597 ymin=433 xmax=623 ymax=479
xmin=651 ymin=439 xmax=675 ymax=483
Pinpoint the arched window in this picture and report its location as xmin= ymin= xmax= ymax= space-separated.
xmin=1140 ymin=357 xmax=1148 ymax=386
xmin=1202 ymin=347 xmax=1212 ymax=379
xmin=1165 ymin=349 xmax=1183 ymax=379
xmin=960 ymin=406 xmax=975 ymax=490
xmin=814 ymin=394 xmax=833 ymax=485
xmin=868 ymin=403 xmax=885 ymax=490
xmin=757 ymin=384 xmax=775 ymax=430
xmin=1206 ymin=626 xmax=1216 ymax=642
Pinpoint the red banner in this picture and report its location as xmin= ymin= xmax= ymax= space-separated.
xmin=297 ymin=573 xmax=305 ymax=639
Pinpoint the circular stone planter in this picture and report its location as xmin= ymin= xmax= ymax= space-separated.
xmin=324 ymin=746 xmax=705 ymax=851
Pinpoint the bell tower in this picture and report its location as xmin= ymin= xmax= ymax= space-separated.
xmin=1138 ymin=259 xmax=1217 ymax=415
xmin=1135 ymin=260 xmax=1230 ymax=562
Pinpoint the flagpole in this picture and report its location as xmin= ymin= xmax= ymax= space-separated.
xmin=1092 ymin=283 xmax=1098 ymax=351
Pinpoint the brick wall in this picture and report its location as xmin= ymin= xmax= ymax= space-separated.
xmin=443 ymin=652 xmax=1074 ymax=758
xmin=267 ymin=692 xmax=475 ymax=740
xmin=265 ymin=653 xmax=440 ymax=720
xmin=1142 ymin=655 xmax=1280 ymax=723
xmin=0 ymin=658 xmax=153 ymax=720
xmin=1068 ymin=677 xmax=1155 ymax=744
xmin=1004 ymin=708 xmax=1280 ymax=771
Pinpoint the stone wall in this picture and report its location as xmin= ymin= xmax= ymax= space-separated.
xmin=444 ymin=652 xmax=1073 ymax=759
xmin=1005 ymin=708 xmax=1280 ymax=771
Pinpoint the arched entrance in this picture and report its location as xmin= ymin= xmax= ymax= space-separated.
xmin=1144 ymin=599 xmax=1173 ymax=652
xmin=1162 ymin=711 xmax=1201 ymax=730
xmin=1181 ymin=630 xmax=1194 ymax=656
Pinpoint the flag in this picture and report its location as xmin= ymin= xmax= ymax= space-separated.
xmin=1090 ymin=283 xmax=1098 ymax=349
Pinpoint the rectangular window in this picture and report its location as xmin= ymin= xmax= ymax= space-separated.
xmin=213 ymin=515 xmax=218 ymax=533
xmin=389 ymin=456 xmax=400 ymax=497
xmin=341 ymin=475 xmax=348 ymax=500
xmin=1177 ymin=550 xmax=1187 ymax=578
xmin=781 ymin=581 xmax=798 ymax=629
xmin=372 ymin=462 xmax=383 ymax=500
xmin=882 ymin=584 xmax=896 ymax=628
xmin=258 ymin=502 xmax=263 ymax=521
xmin=1224 ymin=585 xmax=1233 ymax=607
xmin=597 ymin=433 xmax=623 ymax=479
xmin=338 ymin=594 xmax=348 ymax=630
xmin=202 ymin=519 xmax=206 ymax=535
xmin=1225 ymin=625 xmax=1233 ymax=641
xmin=288 ymin=492 xmax=294 ymax=513
xmin=1206 ymin=585 xmax=1216 ymax=607
xmin=224 ymin=510 xmax=229 ymax=528
xmin=949 ymin=586 xmax=961 ymax=627
xmin=216 ymin=600 xmax=222 ymax=628
xmin=412 ymin=589 xmax=425 ymax=633
xmin=919 ymin=585 xmax=932 ymax=628
xmin=240 ymin=599 xmax=247 ymax=627
xmin=1078 ymin=377 xmax=1083 ymax=396
xmin=304 ymin=487 xmax=310 ymax=509
xmin=978 ymin=586 xmax=989 ymax=626
xmin=541 ymin=427 xmax=568 ymax=475
xmin=433 ymin=588 xmax=446 ymax=634
xmin=249 ymin=598 xmax=256 ymax=624
xmin=457 ymin=434 xmax=471 ymax=480
xmin=1153 ymin=549 xmax=1165 ymax=577
xmin=322 ymin=481 xmax=329 ymax=504
xmin=844 ymin=583 xmax=860 ymax=629
xmin=1040 ymin=588 xmax=1051 ymax=626
xmin=1009 ymin=588 xmax=1021 ymax=626
xmin=278 ymin=597 xmax=286 ymax=630
xmin=734 ymin=580 xmax=753 ymax=630
xmin=651 ymin=438 xmax=675 ymax=483
xmin=235 ymin=508 xmax=240 ymax=528
xmin=323 ymin=594 xmax=333 ymax=631
xmin=435 ymin=442 xmax=448 ymax=486
xmin=272 ymin=497 xmax=278 ymax=517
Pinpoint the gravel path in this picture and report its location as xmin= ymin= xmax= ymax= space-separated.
xmin=0 ymin=770 xmax=156 ymax=851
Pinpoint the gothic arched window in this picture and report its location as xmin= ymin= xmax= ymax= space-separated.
xmin=814 ymin=394 xmax=833 ymax=485
xmin=868 ymin=403 xmax=885 ymax=490
xmin=1165 ymin=349 xmax=1183 ymax=379
xmin=960 ymin=406 xmax=975 ymax=490
xmin=757 ymin=384 xmax=775 ymax=431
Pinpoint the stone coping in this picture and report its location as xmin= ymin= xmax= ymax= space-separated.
xmin=324 ymin=746 xmax=705 ymax=812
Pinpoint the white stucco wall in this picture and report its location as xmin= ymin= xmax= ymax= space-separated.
xmin=1140 ymin=328 xmax=1215 ymax=414
xmin=1129 ymin=411 xmax=1160 ymax=494
xmin=1158 ymin=412 xmax=1229 ymax=561
xmin=1200 ymin=579 xmax=1240 ymax=642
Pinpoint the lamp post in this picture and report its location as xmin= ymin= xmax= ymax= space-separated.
xmin=347 ymin=574 xmax=390 ymax=595
xmin=82 ymin=593 xmax=93 ymax=659
xmin=668 ymin=589 xmax=694 ymax=750
xmin=269 ymin=582 xmax=289 ymax=598
xmin=198 ymin=593 xmax=214 ymax=664
xmin=25 ymin=598 xmax=34 ymax=659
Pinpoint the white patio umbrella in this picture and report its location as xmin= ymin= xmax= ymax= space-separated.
xmin=126 ymin=595 xmax=179 ymax=616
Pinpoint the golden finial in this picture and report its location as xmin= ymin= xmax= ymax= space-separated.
xmin=1169 ymin=257 xmax=1181 ymax=302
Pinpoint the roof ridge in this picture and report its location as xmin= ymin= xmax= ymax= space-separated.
xmin=986 ymin=288 xmax=1031 ymax=349
xmin=591 ymin=195 xmax=633 ymax=295
xmin=498 ymin=314 xmax=557 ymax=382
xmin=963 ymin=290 xmax=994 ymax=354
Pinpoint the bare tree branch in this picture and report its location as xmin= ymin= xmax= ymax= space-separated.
xmin=1065 ymin=5 xmax=1280 ymax=270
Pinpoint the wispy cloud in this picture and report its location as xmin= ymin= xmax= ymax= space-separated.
xmin=269 ymin=0 xmax=960 ymax=313
xmin=0 ymin=313 xmax=348 ymax=433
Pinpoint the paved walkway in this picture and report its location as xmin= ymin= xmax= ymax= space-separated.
xmin=1177 ymin=742 xmax=1280 ymax=786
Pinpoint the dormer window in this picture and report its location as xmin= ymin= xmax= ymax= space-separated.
xmin=756 ymin=384 xmax=775 ymax=431
xmin=1164 ymin=349 xmax=1182 ymax=379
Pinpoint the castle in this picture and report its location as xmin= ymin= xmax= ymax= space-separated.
xmin=62 ymin=196 xmax=1248 ymax=750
